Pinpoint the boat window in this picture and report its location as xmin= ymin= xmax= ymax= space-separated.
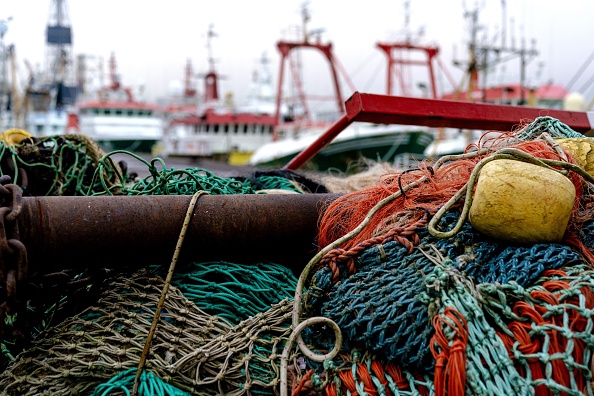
xmin=233 ymin=124 xmax=239 ymax=134
xmin=242 ymin=125 xmax=248 ymax=134
xmin=213 ymin=124 xmax=219 ymax=133
xmin=115 ymin=109 xmax=123 ymax=115
xmin=224 ymin=124 xmax=229 ymax=134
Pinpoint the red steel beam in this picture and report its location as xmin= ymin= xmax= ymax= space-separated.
xmin=284 ymin=92 xmax=594 ymax=170
xmin=346 ymin=93 xmax=594 ymax=133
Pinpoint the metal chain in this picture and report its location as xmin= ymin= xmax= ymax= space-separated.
xmin=0 ymin=175 xmax=27 ymax=325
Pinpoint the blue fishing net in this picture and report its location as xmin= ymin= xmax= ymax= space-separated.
xmin=305 ymin=212 xmax=582 ymax=372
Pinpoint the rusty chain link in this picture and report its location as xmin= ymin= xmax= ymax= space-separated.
xmin=0 ymin=175 xmax=27 ymax=328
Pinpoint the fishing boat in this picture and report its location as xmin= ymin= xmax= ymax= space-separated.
xmin=66 ymin=52 xmax=163 ymax=153
xmin=249 ymin=7 xmax=440 ymax=173
xmin=249 ymin=123 xmax=434 ymax=171
xmin=158 ymin=27 xmax=279 ymax=165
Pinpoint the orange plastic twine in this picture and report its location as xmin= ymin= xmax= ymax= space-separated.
xmin=322 ymin=360 xmax=430 ymax=396
xmin=496 ymin=269 xmax=594 ymax=395
xmin=430 ymin=307 xmax=468 ymax=396
xmin=317 ymin=135 xmax=591 ymax=270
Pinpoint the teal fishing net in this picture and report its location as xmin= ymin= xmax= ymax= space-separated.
xmin=88 ymin=151 xmax=322 ymax=196
xmin=516 ymin=115 xmax=587 ymax=140
xmin=168 ymin=261 xmax=298 ymax=325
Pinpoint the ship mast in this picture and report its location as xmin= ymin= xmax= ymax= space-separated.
xmin=0 ymin=17 xmax=11 ymax=129
xmin=454 ymin=1 xmax=538 ymax=104
xmin=203 ymin=24 xmax=219 ymax=104
xmin=375 ymin=0 xmax=457 ymax=98
xmin=44 ymin=0 xmax=78 ymax=107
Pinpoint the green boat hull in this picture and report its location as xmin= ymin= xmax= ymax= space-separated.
xmin=255 ymin=130 xmax=435 ymax=173
xmin=96 ymin=139 xmax=158 ymax=154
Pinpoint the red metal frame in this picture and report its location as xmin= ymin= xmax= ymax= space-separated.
xmin=273 ymin=39 xmax=356 ymax=141
xmin=284 ymin=92 xmax=594 ymax=170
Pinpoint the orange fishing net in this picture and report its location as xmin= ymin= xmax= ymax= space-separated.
xmin=317 ymin=131 xmax=589 ymax=266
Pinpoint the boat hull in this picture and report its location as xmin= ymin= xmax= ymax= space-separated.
xmin=94 ymin=138 xmax=160 ymax=154
xmin=252 ymin=128 xmax=435 ymax=172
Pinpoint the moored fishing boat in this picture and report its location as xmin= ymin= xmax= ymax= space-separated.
xmin=249 ymin=8 xmax=438 ymax=173
xmin=250 ymin=122 xmax=434 ymax=171
xmin=158 ymin=27 xmax=279 ymax=165
xmin=67 ymin=52 xmax=163 ymax=153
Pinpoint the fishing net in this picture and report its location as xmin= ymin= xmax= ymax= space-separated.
xmin=284 ymin=118 xmax=594 ymax=395
xmin=3 ymin=116 xmax=594 ymax=396
xmin=0 ymin=132 xmax=121 ymax=196
xmin=0 ymin=260 xmax=299 ymax=396
xmin=0 ymin=131 xmax=326 ymax=391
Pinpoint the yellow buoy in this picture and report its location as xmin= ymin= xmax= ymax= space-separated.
xmin=555 ymin=137 xmax=594 ymax=177
xmin=0 ymin=129 xmax=32 ymax=145
xmin=469 ymin=159 xmax=576 ymax=244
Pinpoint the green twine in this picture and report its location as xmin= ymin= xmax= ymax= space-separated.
xmin=92 ymin=368 xmax=189 ymax=396
xmin=517 ymin=116 xmax=586 ymax=140
xmin=0 ymin=136 xmax=118 ymax=196
xmin=89 ymin=151 xmax=302 ymax=196
xmin=255 ymin=175 xmax=303 ymax=193
xmin=169 ymin=261 xmax=298 ymax=325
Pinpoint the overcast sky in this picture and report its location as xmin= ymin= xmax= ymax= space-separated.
xmin=2 ymin=0 xmax=594 ymax=106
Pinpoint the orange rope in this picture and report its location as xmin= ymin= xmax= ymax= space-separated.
xmin=292 ymin=369 xmax=314 ymax=396
xmin=323 ymin=360 xmax=430 ymax=396
xmin=496 ymin=269 xmax=594 ymax=393
xmin=430 ymin=307 xmax=468 ymax=396
xmin=321 ymin=212 xmax=427 ymax=283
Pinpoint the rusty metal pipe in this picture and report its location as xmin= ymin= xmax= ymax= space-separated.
xmin=18 ymin=194 xmax=341 ymax=273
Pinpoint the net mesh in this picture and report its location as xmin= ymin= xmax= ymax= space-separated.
xmin=2 ymin=119 xmax=594 ymax=395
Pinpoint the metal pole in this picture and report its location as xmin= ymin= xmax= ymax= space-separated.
xmin=18 ymin=193 xmax=341 ymax=273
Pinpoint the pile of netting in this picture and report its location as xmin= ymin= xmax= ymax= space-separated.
xmin=285 ymin=116 xmax=594 ymax=396
xmin=4 ymin=116 xmax=594 ymax=395
xmin=0 ymin=129 xmax=327 ymax=395
xmin=0 ymin=129 xmax=327 ymax=197
xmin=0 ymin=262 xmax=299 ymax=395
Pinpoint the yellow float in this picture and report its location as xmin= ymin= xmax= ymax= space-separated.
xmin=468 ymin=159 xmax=576 ymax=244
